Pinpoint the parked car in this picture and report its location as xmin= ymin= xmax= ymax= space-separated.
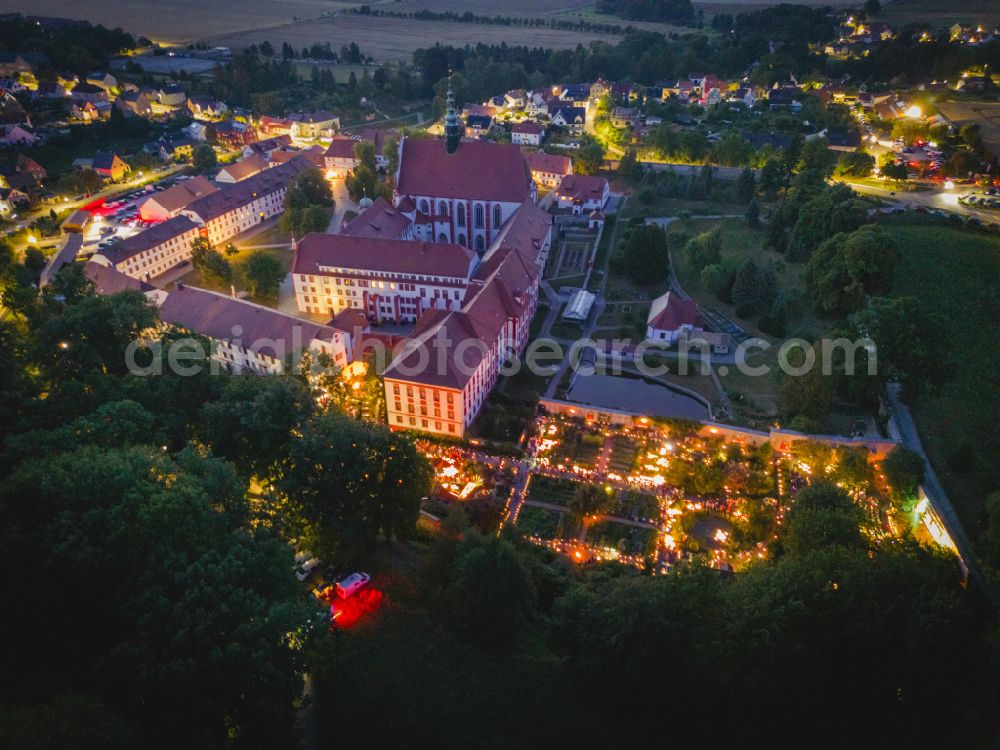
xmin=336 ymin=572 xmax=371 ymax=599
xmin=294 ymin=557 xmax=321 ymax=582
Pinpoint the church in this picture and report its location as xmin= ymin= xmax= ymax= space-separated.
xmin=392 ymin=83 xmax=536 ymax=253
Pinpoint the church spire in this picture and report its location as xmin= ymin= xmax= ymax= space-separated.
xmin=444 ymin=71 xmax=461 ymax=155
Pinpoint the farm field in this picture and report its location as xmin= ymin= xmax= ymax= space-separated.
xmin=875 ymin=0 xmax=1000 ymax=29
xmin=207 ymin=13 xmax=614 ymax=62
xmin=935 ymin=101 xmax=1000 ymax=157
xmin=3 ymin=0 xmax=357 ymax=44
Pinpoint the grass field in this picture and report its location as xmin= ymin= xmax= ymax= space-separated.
xmin=882 ymin=217 xmax=1000 ymax=546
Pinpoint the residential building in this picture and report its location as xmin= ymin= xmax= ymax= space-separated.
xmin=644 ymin=291 xmax=730 ymax=354
xmin=550 ymin=106 xmax=586 ymax=133
xmin=292 ymin=234 xmax=478 ymax=322
xmin=290 ymin=111 xmax=338 ymax=140
xmin=158 ymin=133 xmax=196 ymax=162
xmin=523 ymin=150 xmax=572 ymax=189
xmin=258 ymin=116 xmax=293 ymax=136
xmin=511 ymin=120 xmax=545 ymax=146
xmin=465 ymin=114 xmax=494 ymax=138
xmin=215 ymin=119 xmax=256 ymax=149
xmin=0 ymin=123 xmax=35 ymax=146
xmin=187 ymin=96 xmax=228 ymax=121
xmin=69 ymin=82 xmax=107 ymax=103
xmin=244 ymin=135 xmax=291 ymax=158
xmin=155 ymin=84 xmax=187 ymax=108
xmin=92 ymin=215 xmax=201 ymax=281
xmin=555 ymin=174 xmax=609 ymax=213
xmin=85 ymin=71 xmax=117 ymax=92
xmin=138 ymin=176 xmax=218 ymax=222
xmin=610 ymin=107 xmax=640 ymax=128
xmin=393 ymin=135 xmax=535 ymax=252
xmin=181 ymin=155 xmax=314 ymax=245
xmin=91 ymin=151 xmax=130 ymax=182
xmin=324 ymin=136 xmax=359 ymax=177
xmin=158 ymin=284 xmax=353 ymax=374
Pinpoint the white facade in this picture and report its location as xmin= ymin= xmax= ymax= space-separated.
xmin=399 ymin=195 xmax=525 ymax=253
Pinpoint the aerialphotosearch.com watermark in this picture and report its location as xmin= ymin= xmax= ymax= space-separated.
xmin=123 ymin=325 xmax=879 ymax=381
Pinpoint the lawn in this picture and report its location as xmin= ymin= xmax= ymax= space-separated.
xmin=882 ymin=217 xmax=1000 ymax=545
xmin=179 ymin=240 xmax=293 ymax=304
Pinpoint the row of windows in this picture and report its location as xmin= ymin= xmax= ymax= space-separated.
xmin=394 ymin=414 xmax=456 ymax=433
xmin=416 ymin=199 xmax=503 ymax=230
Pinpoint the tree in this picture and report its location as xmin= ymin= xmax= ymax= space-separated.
xmin=620 ymin=224 xmax=669 ymax=284
xmin=881 ymin=160 xmax=908 ymax=183
xmin=345 ymin=165 xmax=384 ymax=204
xmin=731 ymin=256 xmax=777 ymax=317
xmin=737 ymin=167 xmax=756 ymax=202
xmin=699 ymin=263 xmax=728 ymax=298
xmin=745 ymin=197 xmax=761 ymax=228
xmin=849 ymin=295 xmax=950 ymax=398
xmin=354 ymin=140 xmax=377 ymax=173
xmin=241 ymin=250 xmax=287 ymax=300
xmin=835 ymin=151 xmax=875 ymax=178
xmin=777 ymin=342 xmax=839 ymax=423
xmin=711 ymin=133 xmax=753 ymax=167
xmin=796 ymin=137 xmax=835 ymax=176
xmin=446 ymin=536 xmax=537 ymax=650
xmin=882 ymin=446 xmax=925 ymax=499
xmin=573 ymin=134 xmax=605 ymax=175
xmin=683 ymin=227 xmax=722 ymax=271
xmin=569 ymin=483 xmax=616 ymax=518
xmin=192 ymin=143 xmax=217 ymax=173
xmin=805 ymin=225 xmax=899 ymax=315
xmin=278 ymin=413 xmax=433 ymax=558
xmin=282 ymin=168 xmax=335 ymax=237
xmin=199 ymin=375 xmax=312 ymax=480
xmin=190 ymin=238 xmax=233 ymax=286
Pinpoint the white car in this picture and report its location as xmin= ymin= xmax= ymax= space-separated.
xmin=294 ymin=557 xmax=321 ymax=582
xmin=336 ymin=572 xmax=371 ymax=599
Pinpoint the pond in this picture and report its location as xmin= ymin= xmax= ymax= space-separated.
xmin=566 ymin=373 xmax=709 ymax=421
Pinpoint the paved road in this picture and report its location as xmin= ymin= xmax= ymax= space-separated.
xmin=843 ymin=180 xmax=1000 ymax=223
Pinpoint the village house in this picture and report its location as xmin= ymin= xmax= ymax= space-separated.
xmin=158 ymin=284 xmax=353 ymax=374
xmin=258 ymin=116 xmax=294 ymax=137
xmin=85 ymin=71 xmax=117 ymax=93
xmin=214 ymin=119 xmax=257 ymax=149
xmin=155 ymin=84 xmax=187 ymax=108
xmin=290 ymin=111 xmax=339 ymax=140
xmin=511 ymin=120 xmax=545 ymax=146
xmin=555 ymin=174 xmax=609 ymax=214
xmin=645 ymin=291 xmax=730 ymax=354
xmin=89 ymin=151 xmax=130 ymax=182
xmin=69 ymin=82 xmax=107 ymax=104
xmin=244 ymin=134 xmax=291 ymax=158
xmin=187 ymin=96 xmax=228 ymax=121
xmin=158 ymin=133 xmax=196 ymax=162
xmin=610 ymin=106 xmax=640 ymax=129
xmin=523 ymin=150 xmax=572 ymax=189
xmin=464 ymin=114 xmax=494 ymax=138
xmin=550 ymin=106 xmax=586 ymax=134
xmin=116 ymin=89 xmax=154 ymax=118
xmin=0 ymin=122 xmax=36 ymax=147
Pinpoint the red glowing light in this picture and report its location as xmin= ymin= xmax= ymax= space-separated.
xmin=329 ymin=587 xmax=383 ymax=629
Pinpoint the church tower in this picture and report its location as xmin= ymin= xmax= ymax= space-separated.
xmin=444 ymin=75 xmax=462 ymax=155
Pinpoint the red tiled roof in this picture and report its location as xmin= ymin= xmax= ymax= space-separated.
xmin=160 ymin=285 xmax=346 ymax=353
xmin=98 ymin=215 xmax=198 ymax=265
xmin=512 ymin=121 xmax=544 ymax=134
xmin=139 ymin=175 xmax=217 ymax=213
xmin=84 ymin=261 xmax=155 ymax=295
xmin=647 ymin=292 xmax=698 ymax=332
xmin=324 ymin=136 xmax=358 ymax=160
xmin=396 ymin=137 xmax=532 ymax=203
xmin=524 ymin=150 xmax=572 ymax=176
xmin=271 ymin=145 xmax=325 ymax=168
xmin=185 ymin=156 xmax=313 ymax=222
xmin=340 ymin=197 xmax=411 ymax=240
xmin=557 ymin=174 xmax=608 ymax=202
xmin=294 ymin=233 xmax=475 ymax=280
